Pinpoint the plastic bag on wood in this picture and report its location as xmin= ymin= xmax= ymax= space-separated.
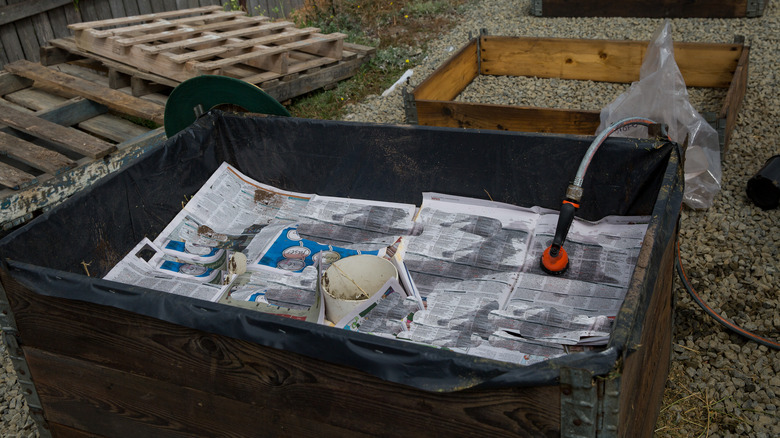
xmin=597 ymin=20 xmax=721 ymax=209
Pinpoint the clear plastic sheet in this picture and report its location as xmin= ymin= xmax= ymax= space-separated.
xmin=597 ymin=20 xmax=721 ymax=209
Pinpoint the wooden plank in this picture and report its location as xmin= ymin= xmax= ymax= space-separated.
xmin=0 ymin=102 xmax=116 ymax=158
xmin=67 ymin=5 xmax=222 ymax=31
xmin=40 ymin=44 xmax=85 ymax=66
xmin=415 ymin=100 xmax=601 ymax=135
xmin=480 ymin=36 xmax=741 ymax=88
xmin=0 ymin=0 xmax=26 ymax=64
xmin=0 ymin=160 xmax=36 ymax=189
xmin=135 ymin=19 xmax=289 ymax=53
xmin=136 ymin=0 xmax=154 ymax=15
xmin=117 ymin=15 xmax=270 ymax=48
xmin=62 ymin=0 xmax=83 ymax=29
xmin=193 ymin=33 xmax=344 ymax=73
xmin=77 ymin=0 xmax=100 ymax=22
xmin=123 ymin=0 xmax=140 ymax=16
xmin=2 ymin=273 xmax=563 ymax=437
xmin=49 ymin=37 xmax=180 ymax=88
xmin=0 ymin=130 xmax=76 ymax=174
xmin=0 ymin=127 xmax=166 ymax=227
xmin=79 ymin=114 xmax=149 ymax=143
xmin=4 ymin=60 xmax=165 ymax=125
xmin=167 ymin=26 xmax=320 ymax=62
xmin=8 ymin=0 xmax=41 ymax=62
xmin=46 ymin=5 xmax=74 ymax=39
xmin=25 ymin=348 xmax=375 ymax=438
xmin=164 ymin=0 xmax=179 ymax=11
xmin=617 ymin=228 xmax=676 ymax=437
xmin=108 ymin=68 xmax=131 ymax=89
xmin=414 ymin=38 xmax=478 ymax=101
xmin=129 ymin=76 xmax=167 ymax=96
xmin=3 ymin=87 xmax=67 ymax=110
xmin=88 ymin=10 xmax=248 ymax=38
xmin=49 ymin=422 xmax=107 ymax=438
xmin=719 ymin=46 xmax=749 ymax=152
xmin=0 ymin=0 xmax=71 ymax=26
xmin=0 ymin=71 xmax=32 ymax=95
xmin=534 ymin=0 xmax=748 ymax=18
xmin=94 ymin=0 xmax=115 ymax=21
xmin=260 ymin=52 xmax=370 ymax=101
xmin=30 ymin=8 xmax=57 ymax=49
xmin=37 ymin=96 xmax=109 ymax=127
xmin=106 ymin=0 xmax=127 ymax=20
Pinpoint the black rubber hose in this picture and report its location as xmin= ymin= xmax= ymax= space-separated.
xmin=675 ymin=240 xmax=780 ymax=350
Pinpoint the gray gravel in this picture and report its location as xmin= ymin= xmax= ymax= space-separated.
xmin=345 ymin=1 xmax=779 ymax=436
xmin=2 ymin=1 xmax=779 ymax=436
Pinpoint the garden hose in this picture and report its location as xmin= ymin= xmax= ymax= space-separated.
xmin=675 ymin=240 xmax=780 ymax=350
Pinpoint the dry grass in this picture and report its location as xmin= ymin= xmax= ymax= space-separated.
xmin=655 ymin=345 xmax=753 ymax=437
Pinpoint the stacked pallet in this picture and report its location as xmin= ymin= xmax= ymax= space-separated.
xmin=48 ymin=6 xmax=374 ymax=101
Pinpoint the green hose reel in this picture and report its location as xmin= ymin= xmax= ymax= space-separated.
xmin=163 ymin=75 xmax=291 ymax=138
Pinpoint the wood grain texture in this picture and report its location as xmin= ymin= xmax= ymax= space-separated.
xmin=2 ymin=271 xmax=562 ymax=438
xmin=414 ymin=38 xmax=478 ymax=101
xmin=719 ymin=46 xmax=749 ymax=152
xmin=0 ymin=160 xmax=36 ymax=189
xmin=480 ymin=36 xmax=741 ymax=88
xmin=8 ymin=0 xmax=41 ymax=62
xmin=0 ymin=0 xmax=71 ymax=26
xmin=71 ymin=11 xmax=345 ymax=83
xmin=617 ymin=232 xmax=676 ymax=437
xmin=48 ymin=422 xmax=107 ymax=438
xmin=44 ymin=6 xmax=75 ymax=40
xmin=4 ymin=60 xmax=165 ymax=125
xmin=415 ymin=100 xmax=600 ymax=135
xmin=0 ymin=100 xmax=115 ymax=158
xmin=0 ymin=130 xmax=77 ymax=174
xmin=135 ymin=0 xmax=154 ymax=15
xmin=0 ymin=127 xmax=164 ymax=227
xmin=78 ymin=114 xmax=149 ymax=143
xmin=0 ymin=72 xmax=32 ymax=95
xmin=535 ymin=0 xmax=750 ymax=18
xmin=26 ymin=348 xmax=374 ymax=438
xmin=0 ymin=0 xmax=25 ymax=64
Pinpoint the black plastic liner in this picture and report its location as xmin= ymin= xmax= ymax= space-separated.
xmin=0 ymin=111 xmax=683 ymax=391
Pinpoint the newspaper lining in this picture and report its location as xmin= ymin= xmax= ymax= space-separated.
xmin=105 ymin=163 xmax=650 ymax=367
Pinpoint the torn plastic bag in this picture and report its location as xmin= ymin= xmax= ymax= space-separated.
xmin=597 ymin=20 xmax=721 ymax=209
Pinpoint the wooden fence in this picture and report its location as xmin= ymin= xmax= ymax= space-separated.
xmin=0 ymin=0 xmax=306 ymax=69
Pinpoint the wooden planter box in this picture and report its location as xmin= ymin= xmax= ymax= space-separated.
xmin=408 ymin=35 xmax=749 ymax=153
xmin=0 ymin=113 xmax=683 ymax=437
xmin=530 ymin=0 xmax=768 ymax=18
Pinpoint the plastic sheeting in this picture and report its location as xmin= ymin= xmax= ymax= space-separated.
xmin=598 ymin=20 xmax=722 ymax=209
xmin=0 ymin=111 xmax=683 ymax=391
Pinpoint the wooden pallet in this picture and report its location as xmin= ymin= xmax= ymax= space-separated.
xmin=44 ymin=36 xmax=376 ymax=102
xmin=68 ymin=6 xmax=349 ymax=84
xmin=0 ymin=61 xmax=166 ymax=231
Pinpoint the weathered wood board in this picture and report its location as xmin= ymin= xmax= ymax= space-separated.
xmin=411 ymin=36 xmax=749 ymax=153
xmin=0 ymin=64 xmax=166 ymax=231
xmin=68 ymin=6 xmax=348 ymax=84
xmin=46 ymin=36 xmax=376 ymax=102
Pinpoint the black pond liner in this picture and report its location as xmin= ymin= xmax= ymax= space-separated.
xmin=0 ymin=111 xmax=683 ymax=391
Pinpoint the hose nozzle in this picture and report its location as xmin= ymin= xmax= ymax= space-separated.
xmin=540 ymin=199 xmax=578 ymax=275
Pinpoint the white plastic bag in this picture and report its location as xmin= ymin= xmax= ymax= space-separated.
xmin=597 ymin=20 xmax=721 ymax=209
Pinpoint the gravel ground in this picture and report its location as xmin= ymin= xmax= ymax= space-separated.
xmin=2 ymin=1 xmax=778 ymax=436
xmin=347 ymin=1 xmax=780 ymax=436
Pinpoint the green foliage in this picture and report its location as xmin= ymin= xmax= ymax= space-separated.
xmin=406 ymin=0 xmax=449 ymax=16
xmin=286 ymin=0 xmax=469 ymax=119
xmin=223 ymin=0 xmax=243 ymax=11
